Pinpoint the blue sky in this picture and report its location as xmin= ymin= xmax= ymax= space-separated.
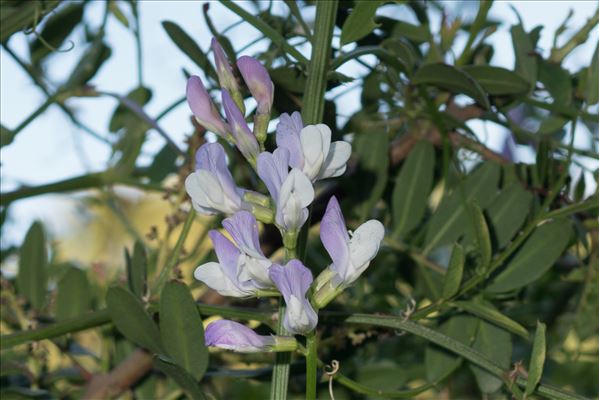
xmin=1 ymin=1 xmax=597 ymax=247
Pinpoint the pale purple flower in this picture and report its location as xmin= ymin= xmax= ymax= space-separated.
xmin=211 ymin=38 xmax=244 ymax=113
xmin=237 ymin=56 xmax=274 ymax=143
xmin=186 ymin=76 xmax=229 ymax=138
xmin=269 ymin=260 xmax=318 ymax=335
xmin=237 ymin=56 xmax=273 ymax=114
xmin=222 ymin=211 xmax=273 ymax=288
xmin=320 ymin=196 xmax=385 ymax=286
xmin=185 ymin=142 xmax=244 ymax=215
xmin=205 ymin=320 xmax=297 ymax=353
xmin=193 ymin=230 xmax=257 ymax=297
xmin=205 ymin=320 xmax=275 ymax=352
xmin=222 ymin=89 xmax=259 ymax=163
xmin=276 ymin=119 xmax=351 ymax=182
xmin=256 ymin=148 xmax=314 ymax=233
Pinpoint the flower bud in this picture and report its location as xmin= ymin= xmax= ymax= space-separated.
xmin=211 ymin=38 xmax=245 ymax=114
xmin=186 ymin=76 xmax=229 ymax=139
xmin=205 ymin=320 xmax=297 ymax=353
xmin=222 ymin=89 xmax=259 ymax=164
xmin=237 ymin=56 xmax=274 ymax=144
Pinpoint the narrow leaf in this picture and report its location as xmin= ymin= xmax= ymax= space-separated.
xmin=392 ymin=141 xmax=435 ymax=238
xmin=452 ymin=300 xmax=529 ymax=339
xmin=511 ymin=24 xmax=537 ymax=91
xmin=470 ymin=203 xmax=492 ymax=271
xmin=441 ymin=244 xmax=464 ymax=299
xmin=525 ymin=321 xmax=547 ymax=396
xmin=587 ymin=41 xmax=599 ymax=105
xmin=55 ymin=268 xmax=91 ymax=320
xmin=17 ymin=222 xmax=48 ymax=310
xmin=106 ymin=287 xmax=164 ymax=354
xmin=424 ymin=162 xmax=501 ymax=253
xmin=462 ymin=65 xmax=529 ymax=95
xmin=487 ymin=183 xmax=533 ymax=249
xmin=159 ymin=281 xmax=208 ymax=380
xmin=487 ymin=219 xmax=572 ymax=293
xmin=425 ymin=315 xmax=478 ymax=382
xmin=153 ymin=355 xmax=206 ymax=400
xmin=351 ymin=130 xmax=389 ymax=220
xmin=469 ymin=321 xmax=512 ymax=393
xmin=412 ymin=63 xmax=490 ymax=109
xmin=162 ymin=21 xmax=216 ymax=80
xmin=340 ymin=1 xmax=383 ymax=45
xmin=125 ymin=241 xmax=148 ymax=298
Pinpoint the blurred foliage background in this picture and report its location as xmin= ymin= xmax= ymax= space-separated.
xmin=1 ymin=0 xmax=598 ymax=399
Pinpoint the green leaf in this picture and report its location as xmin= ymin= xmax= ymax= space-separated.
xmin=159 ymin=281 xmax=208 ymax=380
xmin=340 ymin=1 xmax=383 ymax=46
xmin=441 ymin=244 xmax=464 ymax=299
xmin=125 ymin=241 xmax=147 ymax=298
xmin=425 ymin=315 xmax=477 ymax=382
xmin=487 ymin=218 xmax=572 ymax=293
xmin=55 ymin=268 xmax=91 ymax=321
xmin=270 ymin=67 xmax=306 ymax=94
xmin=29 ymin=3 xmax=84 ymax=64
xmin=587 ymin=41 xmax=599 ymax=105
xmin=17 ymin=222 xmax=48 ymax=310
xmin=162 ymin=21 xmax=216 ymax=81
xmin=146 ymin=144 xmax=180 ymax=183
xmin=153 ymin=355 xmax=206 ymax=400
xmin=511 ymin=24 xmax=537 ymax=91
xmin=351 ymin=130 xmax=389 ymax=220
xmin=412 ymin=63 xmax=490 ymax=109
xmin=470 ymin=203 xmax=492 ymax=271
xmin=392 ymin=141 xmax=435 ymax=238
xmin=0 ymin=124 xmax=14 ymax=148
xmin=461 ymin=65 xmax=529 ymax=95
xmin=526 ymin=321 xmax=547 ymax=396
xmin=452 ymin=300 xmax=529 ymax=339
xmin=538 ymin=60 xmax=572 ymax=106
xmin=469 ymin=320 xmax=512 ymax=393
xmin=106 ymin=287 xmax=164 ymax=354
xmin=109 ymin=87 xmax=152 ymax=133
xmin=487 ymin=183 xmax=533 ymax=249
xmin=62 ymin=40 xmax=111 ymax=89
xmin=424 ymin=162 xmax=501 ymax=254
xmin=391 ymin=21 xmax=431 ymax=44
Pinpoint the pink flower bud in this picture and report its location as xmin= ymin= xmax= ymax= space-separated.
xmin=186 ymin=76 xmax=229 ymax=138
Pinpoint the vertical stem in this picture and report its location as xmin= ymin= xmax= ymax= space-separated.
xmin=305 ymin=334 xmax=318 ymax=400
xmin=270 ymin=2 xmax=338 ymax=399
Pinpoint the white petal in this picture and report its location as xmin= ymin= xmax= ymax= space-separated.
xmin=185 ymin=170 xmax=225 ymax=211
xmin=244 ymin=256 xmax=273 ymax=288
xmin=194 ymin=262 xmax=249 ymax=297
xmin=300 ymin=125 xmax=330 ymax=179
xmin=348 ymin=220 xmax=385 ymax=280
xmin=319 ymin=141 xmax=351 ymax=179
xmin=284 ymin=295 xmax=311 ymax=333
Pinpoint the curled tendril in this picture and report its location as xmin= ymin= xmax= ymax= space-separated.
xmin=25 ymin=5 xmax=76 ymax=55
xmin=395 ymin=298 xmax=416 ymax=336
xmin=325 ymin=360 xmax=340 ymax=400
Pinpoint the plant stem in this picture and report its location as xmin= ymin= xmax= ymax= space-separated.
xmin=151 ymin=209 xmax=196 ymax=296
xmin=305 ymin=334 xmax=318 ymax=400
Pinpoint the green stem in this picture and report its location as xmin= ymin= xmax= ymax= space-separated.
xmin=151 ymin=209 xmax=196 ymax=296
xmin=0 ymin=170 xmax=164 ymax=206
xmin=344 ymin=314 xmax=585 ymax=400
xmin=305 ymin=334 xmax=318 ymax=400
xmin=1 ymin=304 xmax=272 ymax=350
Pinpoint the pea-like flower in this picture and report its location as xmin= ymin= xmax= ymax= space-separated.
xmin=269 ymin=260 xmax=318 ymax=335
xmin=193 ymin=230 xmax=256 ymax=297
xmin=185 ymin=142 xmax=244 ymax=215
xmin=256 ymin=148 xmax=314 ymax=236
xmin=186 ymin=76 xmax=229 ymax=138
xmin=237 ymin=56 xmax=273 ymax=144
xmin=211 ymin=38 xmax=244 ymax=113
xmin=222 ymin=211 xmax=272 ymax=288
xmin=313 ymin=196 xmax=385 ymax=308
xmin=205 ymin=320 xmax=297 ymax=353
xmin=222 ymin=89 xmax=260 ymax=164
xmin=276 ymin=113 xmax=351 ymax=181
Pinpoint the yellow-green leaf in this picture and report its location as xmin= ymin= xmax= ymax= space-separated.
xmin=525 ymin=321 xmax=547 ymax=396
